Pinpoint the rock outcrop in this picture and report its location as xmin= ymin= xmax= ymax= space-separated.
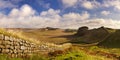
xmin=75 ymin=26 xmax=110 ymax=43
xmin=76 ymin=26 xmax=89 ymax=36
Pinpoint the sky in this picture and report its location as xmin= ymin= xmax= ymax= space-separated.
xmin=0 ymin=0 xmax=120 ymax=29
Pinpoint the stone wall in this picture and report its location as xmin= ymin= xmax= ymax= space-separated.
xmin=0 ymin=34 xmax=40 ymax=57
xmin=0 ymin=33 xmax=72 ymax=57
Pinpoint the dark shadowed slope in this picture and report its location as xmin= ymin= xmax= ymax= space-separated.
xmin=75 ymin=26 xmax=110 ymax=43
xmin=75 ymin=26 xmax=120 ymax=48
xmin=99 ymin=30 xmax=120 ymax=48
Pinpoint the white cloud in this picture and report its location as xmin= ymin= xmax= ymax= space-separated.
xmin=40 ymin=9 xmax=60 ymax=16
xmin=101 ymin=11 xmax=110 ymax=16
xmin=9 ymin=4 xmax=35 ymax=17
xmin=0 ymin=4 xmax=61 ymax=28
xmin=0 ymin=0 xmax=17 ymax=9
xmin=61 ymin=0 xmax=120 ymax=11
xmin=62 ymin=11 xmax=89 ymax=20
xmin=80 ymin=0 xmax=120 ymax=10
xmin=0 ymin=4 xmax=120 ymax=29
xmin=0 ymin=0 xmax=23 ymax=9
xmin=61 ymin=0 xmax=101 ymax=9
xmin=0 ymin=4 xmax=90 ymax=28
xmin=81 ymin=1 xmax=93 ymax=9
xmin=60 ymin=11 xmax=90 ymax=28
xmin=20 ymin=4 xmax=35 ymax=17
xmin=81 ymin=0 xmax=100 ymax=9
xmin=61 ymin=0 xmax=78 ymax=7
xmin=84 ymin=19 xmax=120 ymax=29
xmin=61 ymin=0 xmax=100 ymax=9
xmin=103 ymin=0 xmax=120 ymax=10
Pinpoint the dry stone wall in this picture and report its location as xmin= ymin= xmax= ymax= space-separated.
xmin=0 ymin=33 xmax=72 ymax=57
xmin=0 ymin=34 xmax=40 ymax=57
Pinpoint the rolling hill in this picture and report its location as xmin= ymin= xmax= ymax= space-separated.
xmin=75 ymin=26 xmax=120 ymax=48
xmin=99 ymin=30 xmax=120 ymax=48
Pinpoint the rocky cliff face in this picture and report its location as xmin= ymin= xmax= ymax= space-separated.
xmin=76 ymin=26 xmax=89 ymax=36
xmin=76 ymin=26 xmax=110 ymax=43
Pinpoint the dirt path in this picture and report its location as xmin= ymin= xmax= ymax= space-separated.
xmin=72 ymin=42 xmax=99 ymax=47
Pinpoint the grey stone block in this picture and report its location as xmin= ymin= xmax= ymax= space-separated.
xmin=5 ymin=36 xmax=10 ymax=40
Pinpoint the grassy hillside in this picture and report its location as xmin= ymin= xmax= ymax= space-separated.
xmin=74 ymin=27 xmax=119 ymax=44
xmin=99 ymin=30 xmax=120 ymax=48
xmin=6 ymin=27 xmax=120 ymax=48
xmin=73 ymin=27 xmax=110 ymax=44
xmin=14 ymin=29 xmax=75 ymax=44
xmin=0 ymin=28 xmax=40 ymax=44
xmin=74 ymin=27 xmax=120 ymax=48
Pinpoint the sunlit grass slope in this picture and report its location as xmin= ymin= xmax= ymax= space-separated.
xmin=0 ymin=28 xmax=39 ymax=44
xmin=20 ymin=29 xmax=75 ymax=44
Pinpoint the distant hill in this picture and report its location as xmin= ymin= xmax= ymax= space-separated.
xmin=75 ymin=26 xmax=110 ymax=43
xmin=75 ymin=26 xmax=120 ymax=48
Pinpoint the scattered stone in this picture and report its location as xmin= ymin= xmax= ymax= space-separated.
xmin=2 ymin=49 xmax=9 ymax=53
xmin=0 ymin=34 xmax=4 ymax=40
xmin=4 ymin=36 xmax=10 ymax=40
xmin=20 ymin=46 xmax=26 ymax=50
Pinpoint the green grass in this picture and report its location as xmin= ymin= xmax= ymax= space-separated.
xmin=0 ymin=54 xmax=48 ymax=60
xmin=88 ymin=46 xmax=120 ymax=56
xmin=52 ymin=48 xmax=112 ymax=60
xmin=0 ymin=54 xmax=22 ymax=60
xmin=24 ymin=54 xmax=49 ymax=60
